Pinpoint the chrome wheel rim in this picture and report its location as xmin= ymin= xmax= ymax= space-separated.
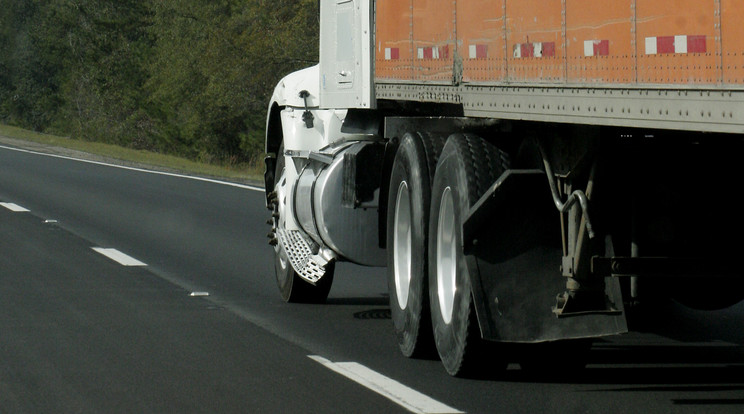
xmin=436 ymin=186 xmax=457 ymax=324
xmin=393 ymin=181 xmax=412 ymax=310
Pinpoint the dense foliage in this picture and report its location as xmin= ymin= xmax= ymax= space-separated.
xmin=0 ymin=0 xmax=319 ymax=165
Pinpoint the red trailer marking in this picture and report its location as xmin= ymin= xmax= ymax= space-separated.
xmin=417 ymin=45 xmax=449 ymax=60
xmin=384 ymin=48 xmax=400 ymax=60
xmin=645 ymin=35 xmax=707 ymax=55
xmin=513 ymin=42 xmax=556 ymax=58
xmin=687 ymin=35 xmax=707 ymax=53
xmin=583 ymin=40 xmax=610 ymax=57
xmin=468 ymin=44 xmax=488 ymax=59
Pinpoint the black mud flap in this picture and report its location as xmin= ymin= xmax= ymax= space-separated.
xmin=462 ymin=169 xmax=628 ymax=343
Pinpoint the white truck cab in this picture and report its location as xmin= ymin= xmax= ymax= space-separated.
xmin=264 ymin=0 xmax=381 ymax=303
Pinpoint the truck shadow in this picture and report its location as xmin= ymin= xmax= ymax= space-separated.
xmin=504 ymin=300 xmax=744 ymax=387
xmin=565 ymin=343 xmax=744 ymax=407
xmin=326 ymin=296 xmax=389 ymax=307
xmin=504 ymin=340 xmax=744 ymax=394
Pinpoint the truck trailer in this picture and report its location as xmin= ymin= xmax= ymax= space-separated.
xmin=264 ymin=0 xmax=744 ymax=376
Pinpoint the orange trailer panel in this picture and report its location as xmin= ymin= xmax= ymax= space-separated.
xmin=635 ymin=0 xmax=718 ymax=84
xmin=721 ymin=0 xmax=744 ymax=84
xmin=374 ymin=0 xmax=744 ymax=87
xmin=565 ymin=0 xmax=634 ymax=84
xmin=412 ymin=0 xmax=456 ymax=82
xmin=375 ymin=0 xmax=414 ymax=81
xmin=505 ymin=0 xmax=564 ymax=83
xmin=457 ymin=0 xmax=506 ymax=83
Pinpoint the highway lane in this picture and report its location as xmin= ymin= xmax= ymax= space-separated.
xmin=1 ymin=142 xmax=743 ymax=413
xmin=0 ymin=207 xmax=403 ymax=413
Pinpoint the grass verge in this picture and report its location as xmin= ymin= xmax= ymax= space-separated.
xmin=0 ymin=124 xmax=263 ymax=185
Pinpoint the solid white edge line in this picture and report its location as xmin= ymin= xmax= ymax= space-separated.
xmin=0 ymin=144 xmax=263 ymax=192
xmin=92 ymin=248 xmax=148 ymax=267
xmin=308 ymin=355 xmax=464 ymax=414
xmin=0 ymin=202 xmax=30 ymax=212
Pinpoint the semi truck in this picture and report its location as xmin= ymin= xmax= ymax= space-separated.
xmin=264 ymin=0 xmax=744 ymax=376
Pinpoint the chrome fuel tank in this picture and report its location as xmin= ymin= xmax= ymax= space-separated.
xmin=292 ymin=142 xmax=385 ymax=266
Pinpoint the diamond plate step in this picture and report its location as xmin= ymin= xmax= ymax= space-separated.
xmin=277 ymin=228 xmax=329 ymax=284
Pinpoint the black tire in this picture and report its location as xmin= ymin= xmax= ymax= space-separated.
xmin=387 ymin=132 xmax=445 ymax=358
xmin=428 ymin=133 xmax=509 ymax=376
xmin=272 ymin=146 xmax=334 ymax=303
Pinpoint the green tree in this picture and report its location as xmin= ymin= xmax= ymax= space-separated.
xmin=147 ymin=0 xmax=319 ymax=164
xmin=49 ymin=0 xmax=153 ymax=145
xmin=0 ymin=0 xmax=62 ymax=130
xmin=1 ymin=0 xmax=319 ymax=166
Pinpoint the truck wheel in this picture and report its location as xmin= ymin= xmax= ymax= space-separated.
xmin=271 ymin=146 xmax=334 ymax=303
xmin=387 ymin=132 xmax=444 ymax=357
xmin=428 ymin=133 xmax=509 ymax=376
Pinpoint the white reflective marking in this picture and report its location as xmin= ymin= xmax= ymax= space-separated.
xmin=92 ymin=248 xmax=147 ymax=266
xmin=534 ymin=42 xmax=543 ymax=58
xmin=675 ymin=35 xmax=687 ymax=54
xmin=309 ymin=355 xmax=464 ymax=414
xmin=513 ymin=43 xmax=522 ymax=58
xmin=189 ymin=291 xmax=210 ymax=297
xmin=0 ymin=144 xmax=262 ymax=192
xmin=1 ymin=202 xmax=30 ymax=212
xmin=584 ymin=40 xmax=594 ymax=57
xmin=645 ymin=37 xmax=657 ymax=55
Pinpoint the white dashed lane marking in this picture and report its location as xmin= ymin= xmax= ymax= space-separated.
xmin=309 ymin=355 xmax=464 ymax=414
xmin=1 ymin=202 xmax=30 ymax=212
xmin=92 ymin=248 xmax=148 ymax=267
xmin=1 ymin=200 xmax=147 ymax=267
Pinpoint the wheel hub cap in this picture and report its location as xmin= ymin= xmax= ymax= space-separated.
xmin=436 ymin=187 xmax=457 ymax=324
xmin=393 ymin=181 xmax=412 ymax=310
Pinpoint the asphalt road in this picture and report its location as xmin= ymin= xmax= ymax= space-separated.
xmin=1 ymin=141 xmax=743 ymax=413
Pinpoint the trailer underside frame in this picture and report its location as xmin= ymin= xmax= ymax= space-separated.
xmin=377 ymin=83 xmax=744 ymax=134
